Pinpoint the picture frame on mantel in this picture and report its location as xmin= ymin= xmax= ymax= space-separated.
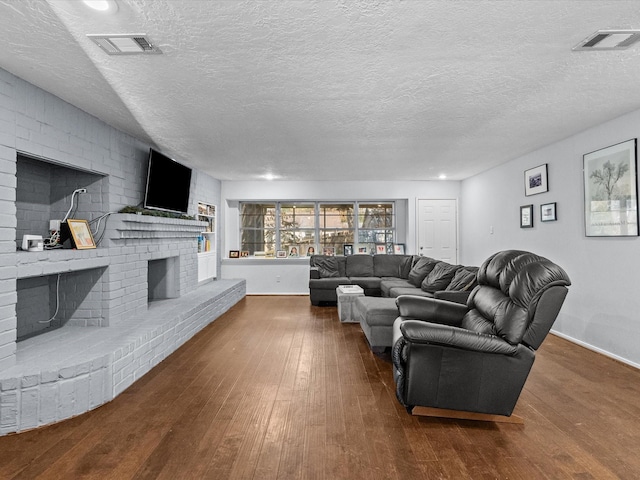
xmin=524 ymin=164 xmax=548 ymax=196
xmin=67 ymin=219 xmax=96 ymax=249
xmin=520 ymin=205 xmax=534 ymax=228
xmin=583 ymin=139 xmax=639 ymax=237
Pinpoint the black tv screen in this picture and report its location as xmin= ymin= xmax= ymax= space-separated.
xmin=143 ymin=148 xmax=192 ymax=214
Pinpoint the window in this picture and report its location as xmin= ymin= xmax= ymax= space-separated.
xmin=319 ymin=203 xmax=354 ymax=255
xmin=358 ymin=203 xmax=394 ymax=253
xmin=240 ymin=203 xmax=275 ymax=254
xmin=280 ymin=203 xmax=316 ymax=252
xmin=239 ymin=202 xmax=395 ymax=256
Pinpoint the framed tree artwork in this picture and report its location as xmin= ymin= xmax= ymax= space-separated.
xmin=583 ymin=139 xmax=638 ymax=237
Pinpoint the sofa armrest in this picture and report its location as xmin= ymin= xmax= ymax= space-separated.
xmin=433 ymin=290 xmax=470 ymax=305
xmin=310 ymin=267 xmax=320 ymax=279
xmin=399 ymin=320 xmax=518 ymax=355
xmin=395 ymin=295 xmax=467 ymax=327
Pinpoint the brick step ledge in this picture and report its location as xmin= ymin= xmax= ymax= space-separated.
xmin=0 ymin=279 xmax=246 ymax=435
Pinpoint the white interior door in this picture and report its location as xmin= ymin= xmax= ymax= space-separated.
xmin=417 ymin=199 xmax=458 ymax=263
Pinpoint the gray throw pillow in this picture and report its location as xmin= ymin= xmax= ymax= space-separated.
xmin=314 ymin=257 xmax=340 ymax=278
xmin=407 ymin=257 xmax=439 ymax=287
xmin=445 ymin=267 xmax=478 ymax=291
xmin=421 ymin=262 xmax=461 ymax=293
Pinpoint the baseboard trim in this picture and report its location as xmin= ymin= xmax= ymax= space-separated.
xmin=550 ymin=330 xmax=640 ymax=370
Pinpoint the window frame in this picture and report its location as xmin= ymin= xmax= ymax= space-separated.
xmin=238 ymin=201 xmax=396 ymax=256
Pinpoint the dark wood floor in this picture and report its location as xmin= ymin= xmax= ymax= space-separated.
xmin=1 ymin=296 xmax=640 ymax=479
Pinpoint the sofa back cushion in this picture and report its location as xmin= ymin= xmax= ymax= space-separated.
xmin=445 ymin=266 xmax=479 ymax=291
xmin=421 ymin=262 xmax=461 ymax=293
xmin=373 ymin=255 xmax=413 ymax=278
xmin=346 ymin=255 xmax=374 ymax=277
xmin=407 ymin=256 xmax=439 ymax=287
xmin=311 ymin=255 xmax=346 ymax=278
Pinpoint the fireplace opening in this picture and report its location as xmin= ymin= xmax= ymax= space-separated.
xmin=148 ymin=257 xmax=179 ymax=302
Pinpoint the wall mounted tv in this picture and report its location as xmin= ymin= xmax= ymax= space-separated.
xmin=143 ymin=148 xmax=192 ymax=214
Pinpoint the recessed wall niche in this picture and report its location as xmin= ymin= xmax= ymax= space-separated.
xmin=16 ymin=267 xmax=107 ymax=341
xmin=16 ymin=153 xmax=107 ymax=249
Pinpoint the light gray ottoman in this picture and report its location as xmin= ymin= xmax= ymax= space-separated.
xmin=336 ymin=285 xmax=365 ymax=322
xmin=353 ymin=296 xmax=400 ymax=352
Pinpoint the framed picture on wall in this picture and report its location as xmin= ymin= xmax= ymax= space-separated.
xmin=524 ymin=164 xmax=549 ymax=196
xmin=541 ymin=202 xmax=557 ymax=222
xmin=583 ymin=139 xmax=638 ymax=237
xmin=520 ymin=205 xmax=533 ymax=228
xmin=393 ymin=243 xmax=405 ymax=255
xmin=343 ymin=244 xmax=354 ymax=256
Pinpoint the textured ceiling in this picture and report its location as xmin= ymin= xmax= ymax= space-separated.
xmin=2 ymin=1 xmax=640 ymax=181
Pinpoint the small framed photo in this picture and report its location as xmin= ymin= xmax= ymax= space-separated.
xmin=525 ymin=164 xmax=548 ymax=196
xmin=520 ymin=205 xmax=534 ymax=228
xmin=240 ymin=251 xmax=250 ymax=258
xmin=356 ymin=245 xmax=368 ymax=255
xmin=276 ymin=250 xmax=287 ymax=258
xmin=288 ymin=245 xmax=300 ymax=257
xmin=305 ymin=245 xmax=317 ymax=256
xmin=322 ymin=246 xmax=335 ymax=256
xmin=343 ymin=244 xmax=354 ymax=256
xmin=540 ymin=202 xmax=557 ymax=222
xmin=229 ymin=250 xmax=240 ymax=258
xmin=393 ymin=243 xmax=405 ymax=255
xmin=375 ymin=244 xmax=386 ymax=255
xmin=67 ymin=219 xmax=96 ymax=249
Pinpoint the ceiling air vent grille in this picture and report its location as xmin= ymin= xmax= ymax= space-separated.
xmin=87 ymin=34 xmax=162 ymax=55
xmin=573 ymin=30 xmax=640 ymax=51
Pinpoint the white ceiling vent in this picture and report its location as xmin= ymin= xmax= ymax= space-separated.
xmin=87 ymin=34 xmax=162 ymax=55
xmin=573 ymin=30 xmax=640 ymax=51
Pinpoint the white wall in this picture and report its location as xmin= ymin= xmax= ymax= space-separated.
xmin=221 ymin=180 xmax=460 ymax=294
xmin=460 ymin=108 xmax=640 ymax=368
xmin=222 ymin=180 xmax=461 ymax=254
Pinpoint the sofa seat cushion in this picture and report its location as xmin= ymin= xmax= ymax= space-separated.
xmin=349 ymin=277 xmax=382 ymax=291
xmin=355 ymin=296 xmax=400 ymax=327
xmin=309 ymin=277 xmax=351 ymax=290
xmin=380 ymin=278 xmax=413 ymax=297
xmin=407 ymin=257 xmax=439 ymax=287
xmin=421 ymin=262 xmax=462 ymax=293
xmin=388 ymin=287 xmax=435 ymax=298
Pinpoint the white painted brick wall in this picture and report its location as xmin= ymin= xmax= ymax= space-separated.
xmin=0 ymin=66 xmax=230 ymax=434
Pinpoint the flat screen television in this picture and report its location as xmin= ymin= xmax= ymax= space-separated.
xmin=143 ymin=148 xmax=192 ymax=214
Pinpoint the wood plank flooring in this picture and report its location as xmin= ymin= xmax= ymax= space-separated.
xmin=1 ymin=295 xmax=639 ymax=479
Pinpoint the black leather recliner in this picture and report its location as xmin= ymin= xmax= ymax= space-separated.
xmin=391 ymin=250 xmax=571 ymax=421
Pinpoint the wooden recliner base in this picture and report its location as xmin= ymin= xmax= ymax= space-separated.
xmin=411 ymin=406 xmax=524 ymax=424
